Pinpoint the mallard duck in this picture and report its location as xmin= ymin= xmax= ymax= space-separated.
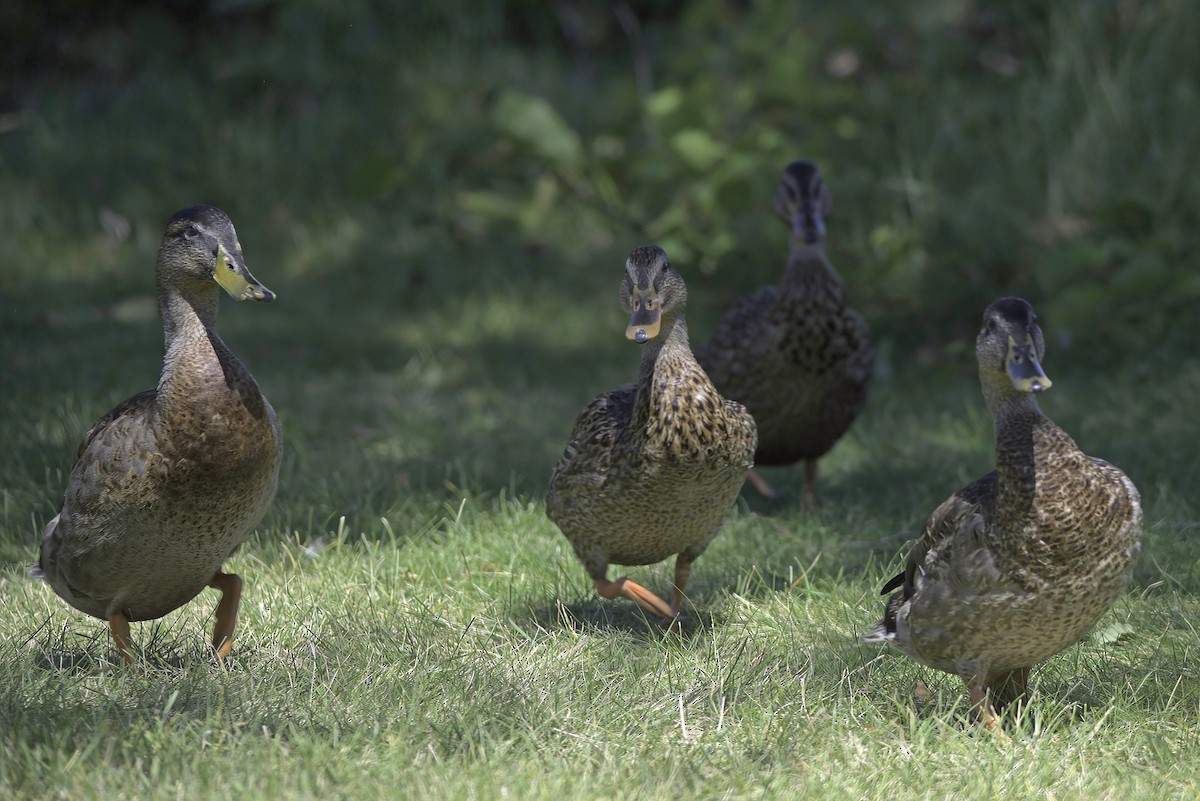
xmin=698 ymin=160 xmax=872 ymax=502
xmin=866 ymin=297 xmax=1142 ymax=729
xmin=33 ymin=205 xmax=282 ymax=664
xmin=546 ymin=245 xmax=757 ymax=622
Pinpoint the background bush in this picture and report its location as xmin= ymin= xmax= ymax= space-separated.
xmin=4 ymin=0 xmax=1198 ymax=359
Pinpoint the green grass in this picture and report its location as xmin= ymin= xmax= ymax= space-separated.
xmin=3 ymin=1 xmax=1200 ymax=799
xmin=3 ymin=344 xmax=1197 ymax=799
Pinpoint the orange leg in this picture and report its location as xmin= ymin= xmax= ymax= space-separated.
xmin=804 ymin=460 xmax=819 ymax=506
xmin=108 ymin=612 xmax=135 ymax=665
xmin=594 ymin=576 xmax=673 ymax=619
xmin=645 ymin=557 xmax=696 ymax=632
xmin=208 ymin=571 xmax=243 ymax=659
xmin=987 ymin=667 xmax=1031 ymax=713
xmin=969 ymin=682 xmax=1005 ymax=735
xmin=745 ymin=468 xmax=780 ymax=500
xmin=668 ymin=556 xmax=693 ymax=620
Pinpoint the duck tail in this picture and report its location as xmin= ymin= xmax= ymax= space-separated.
xmin=863 ymin=590 xmax=904 ymax=643
xmin=30 ymin=513 xmax=60 ymax=580
xmin=862 ymin=622 xmax=894 ymax=643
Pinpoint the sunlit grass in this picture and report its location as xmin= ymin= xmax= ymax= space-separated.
xmin=4 ymin=342 xmax=1197 ymax=799
xmin=2 ymin=485 xmax=1199 ymax=799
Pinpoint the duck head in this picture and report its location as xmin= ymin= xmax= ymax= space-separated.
xmin=159 ymin=205 xmax=274 ymax=302
xmin=773 ymin=160 xmax=832 ymax=245
xmin=977 ymin=297 xmax=1052 ymax=394
xmin=621 ymin=245 xmax=686 ymax=344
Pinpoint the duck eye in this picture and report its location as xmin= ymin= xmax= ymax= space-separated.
xmin=183 ymin=225 xmax=200 ymax=239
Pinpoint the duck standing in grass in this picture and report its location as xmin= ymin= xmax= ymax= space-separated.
xmin=33 ymin=205 xmax=282 ymax=664
xmin=547 ymin=245 xmax=757 ymax=623
xmin=698 ymin=160 xmax=872 ymax=503
xmin=866 ymin=297 xmax=1142 ymax=729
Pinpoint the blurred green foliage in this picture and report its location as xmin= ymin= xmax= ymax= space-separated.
xmin=2 ymin=0 xmax=1198 ymax=356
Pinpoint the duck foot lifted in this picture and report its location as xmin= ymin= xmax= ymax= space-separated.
xmin=594 ymin=555 xmax=694 ymax=628
xmin=594 ymin=576 xmax=673 ymax=619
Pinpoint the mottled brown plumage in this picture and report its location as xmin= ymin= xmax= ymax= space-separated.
xmin=34 ymin=205 xmax=282 ymax=663
xmin=547 ymin=245 xmax=757 ymax=621
xmin=698 ymin=161 xmax=872 ymax=501
xmin=866 ymin=297 xmax=1142 ymax=729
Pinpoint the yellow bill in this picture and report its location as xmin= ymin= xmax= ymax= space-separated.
xmin=214 ymin=246 xmax=275 ymax=302
xmin=625 ymin=293 xmax=661 ymax=343
xmin=1007 ymin=335 xmax=1051 ymax=393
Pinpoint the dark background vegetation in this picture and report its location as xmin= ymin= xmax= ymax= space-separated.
xmin=5 ymin=0 xmax=1198 ymax=345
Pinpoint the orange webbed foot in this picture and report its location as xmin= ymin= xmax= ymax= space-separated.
xmin=594 ymin=576 xmax=674 ymax=620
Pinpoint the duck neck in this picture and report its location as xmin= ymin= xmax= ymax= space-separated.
xmin=159 ymin=280 xmax=219 ymax=347
xmin=779 ymin=240 xmax=844 ymax=307
xmin=637 ymin=313 xmax=691 ymax=383
xmin=985 ymin=387 xmax=1047 ymax=505
xmin=156 ymin=280 xmax=232 ymax=403
xmin=632 ymin=312 xmax=699 ymax=427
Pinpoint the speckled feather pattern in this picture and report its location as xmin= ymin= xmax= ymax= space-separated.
xmin=547 ymin=250 xmax=756 ymax=582
xmin=36 ymin=207 xmax=282 ymax=623
xmin=870 ymin=298 xmax=1142 ymax=693
xmin=879 ymin=415 xmax=1141 ymax=678
xmin=698 ymin=246 xmax=873 ymax=465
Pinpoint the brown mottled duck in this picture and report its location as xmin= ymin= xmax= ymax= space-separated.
xmin=547 ymin=245 xmax=757 ymax=622
xmin=698 ymin=160 xmax=872 ymax=502
xmin=33 ymin=205 xmax=282 ymax=664
xmin=865 ymin=297 xmax=1142 ymax=730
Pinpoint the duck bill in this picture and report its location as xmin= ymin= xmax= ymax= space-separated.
xmin=214 ymin=246 xmax=275 ymax=302
xmin=792 ymin=210 xmax=826 ymax=244
xmin=1006 ymin=336 xmax=1052 ymax=393
xmin=625 ymin=294 xmax=662 ymax=344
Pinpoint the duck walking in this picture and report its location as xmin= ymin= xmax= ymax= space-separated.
xmin=34 ymin=205 xmax=282 ymax=663
xmin=547 ymin=245 xmax=757 ymax=622
xmin=866 ymin=297 xmax=1142 ymax=729
xmin=698 ymin=160 xmax=872 ymax=502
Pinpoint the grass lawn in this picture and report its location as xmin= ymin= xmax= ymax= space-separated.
xmin=3 ymin=2 xmax=1199 ymax=799
xmin=3 ymin=254 xmax=1198 ymax=798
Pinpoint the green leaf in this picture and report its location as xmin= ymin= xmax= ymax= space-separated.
xmin=670 ymin=129 xmax=725 ymax=171
xmin=491 ymin=91 xmax=584 ymax=168
xmin=646 ymin=86 xmax=685 ymax=118
xmin=457 ymin=190 xmax=521 ymax=220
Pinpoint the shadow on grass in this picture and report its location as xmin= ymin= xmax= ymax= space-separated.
xmin=518 ymin=595 xmax=717 ymax=640
xmin=18 ymin=615 xmax=119 ymax=675
xmin=21 ymin=615 xmax=237 ymax=676
xmin=869 ymin=648 xmax=1180 ymax=740
xmin=17 ymin=607 xmax=323 ymax=679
